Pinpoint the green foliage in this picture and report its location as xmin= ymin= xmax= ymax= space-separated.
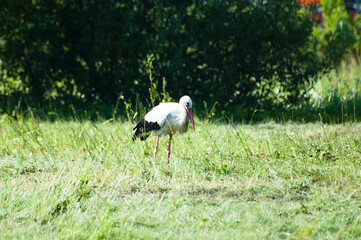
xmin=313 ymin=0 xmax=361 ymax=65
xmin=305 ymin=59 xmax=361 ymax=123
xmin=150 ymin=0 xmax=325 ymax=108
xmin=0 ymin=0 xmax=326 ymax=113
xmin=0 ymin=0 xmax=148 ymax=106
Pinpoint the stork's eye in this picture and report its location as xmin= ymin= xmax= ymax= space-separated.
xmin=186 ymin=102 xmax=189 ymax=107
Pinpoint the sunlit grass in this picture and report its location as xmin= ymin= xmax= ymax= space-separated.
xmin=309 ymin=58 xmax=361 ymax=107
xmin=1 ymin=117 xmax=361 ymax=239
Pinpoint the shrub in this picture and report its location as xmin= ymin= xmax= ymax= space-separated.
xmin=0 ymin=0 xmax=327 ymax=114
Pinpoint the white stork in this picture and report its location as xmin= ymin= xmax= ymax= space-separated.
xmin=132 ymin=95 xmax=195 ymax=170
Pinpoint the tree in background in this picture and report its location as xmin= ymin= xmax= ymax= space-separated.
xmin=0 ymin=0 xmax=327 ymax=117
xmin=0 ymin=1 xmax=149 ymax=107
xmin=313 ymin=0 xmax=361 ymax=65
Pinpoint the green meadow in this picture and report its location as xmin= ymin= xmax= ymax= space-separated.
xmin=1 ymin=117 xmax=361 ymax=239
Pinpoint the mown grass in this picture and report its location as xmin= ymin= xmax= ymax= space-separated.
xmin=1 ymin=116 xmax=361 ymax=239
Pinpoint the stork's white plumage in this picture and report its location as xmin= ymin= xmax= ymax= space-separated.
xmin=132 ymin=95 xmax=195 ymax=170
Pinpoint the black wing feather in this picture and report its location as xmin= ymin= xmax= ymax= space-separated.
xmin=132 ymin=119 xmax=161 ymax=141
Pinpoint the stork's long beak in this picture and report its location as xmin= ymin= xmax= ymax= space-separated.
xmin=186 ymin=108 xmax=195 ymax=131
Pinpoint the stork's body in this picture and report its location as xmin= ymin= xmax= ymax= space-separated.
xmin=132 ymin=96 xmax=195 ymax=170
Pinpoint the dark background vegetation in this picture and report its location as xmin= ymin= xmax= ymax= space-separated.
xmin=0 ymin=0 xmax=360 ymax=121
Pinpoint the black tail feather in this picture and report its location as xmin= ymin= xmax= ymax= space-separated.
xmin=132 ymin=119 xmax=160 ymax=141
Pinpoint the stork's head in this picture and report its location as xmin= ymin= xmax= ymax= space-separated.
xmin=179 ymin=95 xmax=195 ymax=131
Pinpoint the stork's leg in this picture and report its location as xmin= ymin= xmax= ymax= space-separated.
xmin=154 ymin=136 xmax=160 ymax=165
xmin=167 ymin=134 xmax=173 ymax=171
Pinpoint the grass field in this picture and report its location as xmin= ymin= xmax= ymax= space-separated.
xmin=1 ymin=117 xmax=361 ymax=239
